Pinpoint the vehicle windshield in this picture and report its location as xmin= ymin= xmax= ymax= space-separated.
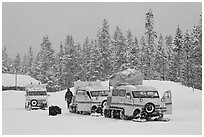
xmin=27 ymin=91 xmax=47 ymax=96
xmin=90 ymin=90 xmax=109 ymax=97
xmin=132 ymin=91 xmax=159 ymax=98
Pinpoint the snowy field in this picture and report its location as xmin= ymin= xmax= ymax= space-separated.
xmin=2 ymin=80 xmax=202 ymax=135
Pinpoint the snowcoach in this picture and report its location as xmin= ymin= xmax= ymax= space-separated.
xmin=25 ymin=84 xmax=48 ymax=110
xmin=69 ymin=80 xmax=110 ymax=115
xmin=103 ymin=69 xmax=172 ymax=121
xmin=104 ymin=85 xmax=172 ymax=120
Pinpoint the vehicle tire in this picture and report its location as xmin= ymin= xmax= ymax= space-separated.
xmin=133 ymin=108 xmax=141 ymax=118
xmin=144 ymin=103 xmax=155 ymax=114
xmin=120 ymin=110 xmax=126 ymax=119
xmin=104 ymin=109 xmax=111 ymax=118
xmin=30 ymin=99 xmax=38 ymax=107
xmin=91 ymin=105 xmax=97 ymax=113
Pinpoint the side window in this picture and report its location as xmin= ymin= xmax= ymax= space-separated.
xmin=165 ymin=92 xmax=171 ymax=98
xmin=118 ymin=89 xmax=126 ymax=97
xmin=76 ymin=90 xmax=85 ymax=95
xmin=112 ymin=89 xmax=118 ymax=96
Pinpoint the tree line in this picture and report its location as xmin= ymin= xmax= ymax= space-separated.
xmin=2 ymin=9 xmax=202 ymax=90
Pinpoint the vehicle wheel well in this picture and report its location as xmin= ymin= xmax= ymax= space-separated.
xmin=101 ymin=100 xmax=107 ymax=108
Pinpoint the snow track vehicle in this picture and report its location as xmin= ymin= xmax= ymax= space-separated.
xmin=69 ymin=80 xmax=110 ymax=114
xmin=25 ymin=84 xmax=48 ymax=110
xmin=104 ymin=85 xmax=172 ymax=120
xmin=103 ymin=69 xmax=172 ymax=120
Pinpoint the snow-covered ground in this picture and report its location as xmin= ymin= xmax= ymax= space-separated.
xmin=2 ymin=79 xmax=202 ymax=135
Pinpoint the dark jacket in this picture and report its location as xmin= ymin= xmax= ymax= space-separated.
xmin=65 ymin=89 xmax=73 ymax=103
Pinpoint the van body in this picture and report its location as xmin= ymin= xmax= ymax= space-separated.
xmin=104 ymin=85 xmax=172 ymax=119
xmin=69 ymin=80 xmax=110 ymax=114
xmin=25 ymin=84 xmax=48 ymax=110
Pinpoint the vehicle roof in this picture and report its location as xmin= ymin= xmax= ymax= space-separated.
xmin=115 ymin=85 xmax=158 ymax=91
xmin=26 ymin=84 xmax=47 ymax=88
xmin=78 ymin=86 xmax=109 ymax=91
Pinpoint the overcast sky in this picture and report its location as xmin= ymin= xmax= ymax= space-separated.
xmin=2 ymin=2 xmax=202 ymax=59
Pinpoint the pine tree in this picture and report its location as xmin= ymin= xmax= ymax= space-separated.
xmin=81 ymin=37 xmax=92 ymax=81
xmin=140 ymin=36 xmax=148 ymax=79
xmin=14 ymin=53 xmax=21 ymax=74
xmin=191 ymin=14 xmax=202 ymax=90
xmin=2 ymin=47 xmax=13 ymax=73
xmin=97 ymin=19 xmax=112 ymax=80
xmin=165 ymin=35 xmax=174 ymax=81
xmin=55 ymin=42 xmax=65 ymax=90
xmin=155 ymin=34 xmax=167 ymax=80
xmin=63 ymin=34 xmax=78 ymax=87
xmin=21 ymin=53 xmax=28 ymax=74
xmin=33 ymin=36 xmax=55 ymax=84
xmin=126 ymin=30 xmax=141 ymax=70
xmin=112 ymin=26 xmax=128 ymax=72
xmin=144 ymin=9 xmax=157 ymax=79
xmin=27 ymin=46 xmax=34 ymax=77
xmin=182 ymin=30 xmax=194 ymax=87
xmin=173 ymin=25 xmax=183 ymax=82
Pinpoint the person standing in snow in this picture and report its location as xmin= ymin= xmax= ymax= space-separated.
xmin=65 ymin=88 xmax=73 ymax=109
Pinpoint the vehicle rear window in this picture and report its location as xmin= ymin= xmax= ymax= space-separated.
xmin=76 ymin=90 xmax=86 ymax=95
xmin=118 ymin=89 xmax=126 ymax=97
xmin=28 ymin=91 xmax=47 ymax=96
xmin=90 ymin=90 xmax=109 ymax=97
xmin=112 ymin=89 xmax=126 ymax=97
xmin=112 ymin=89 xmax=118 ymax=96
xmin=132 ymin=91 xmax=159 ymax=98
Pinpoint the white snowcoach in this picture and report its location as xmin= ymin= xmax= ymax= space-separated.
xmin=25 ymin=84 xmax=48 ymax=110
xmin=103 ymin=69 xmax=172 ymax=121
xmin=69 ymin=80 xmax=110 ymax=114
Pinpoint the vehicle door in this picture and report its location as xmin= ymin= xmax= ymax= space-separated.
xmin=123 ymin=91 xmax=134 ymax=115
xmin=162 ymin=90 xmax=172 ymax=114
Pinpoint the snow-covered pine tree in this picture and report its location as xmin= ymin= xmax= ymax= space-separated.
xmin=81 ymin=37 xmax=92 ymax=81
xmin=191 ymin=14 xmax=202 ymax=90
xmin=126 ymin=29 xmax=138 ymax=69
xmin=14 ymin=53 xmax=21 ymax=74
xmin=88 ymin=39 xmax=101 ymax=81
xmin=112 ymin=26 xmax=128 ymax=72
xmin=140 ymin=36 xmax=148 ymax=79
xmin=33 ymin=36 xmax=55 ymax=84
xmin=173 ymin=25 xmax=184 ymax=82
xmin=182 ymin=30 xmax=194 ymax=87
xmin=96 ymin=19 xmax=112 ymax=80
xmin=144 ymin=9 xmax=157 ymax=79
xmin=165 ymin=35 xmax=174 ymax=81
xmin=21 ymin=53 xmax=28 ymax=74
xmin=27 ymin=46 xmax=34 ymax=77
xmin=155 ymin=34 xmax=168 ymax=80
xmin=55 ymin=42 xmax=65 ymax=90
xmin=74 ymin=42 xmax=83 ymax=80
xmin=2 ymin=47 xmax=14 ymax=73
xmin=63 ymin=34 xmax=78 ymax=87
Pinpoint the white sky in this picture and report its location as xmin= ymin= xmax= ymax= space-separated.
xmin=2 ymin=2 xmax=202 ymax=59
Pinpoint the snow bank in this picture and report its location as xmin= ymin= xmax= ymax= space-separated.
xmin=2 ymin=73 xmax=40 ymax=87
xmin=143 ymin=80 xmax=202 ymax=110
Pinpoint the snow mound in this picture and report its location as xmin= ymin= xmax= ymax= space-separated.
xmin=143 ymin=80 xmax=202 ymax=110
xmin=2 ymin=73 xmax=40 ymax=87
